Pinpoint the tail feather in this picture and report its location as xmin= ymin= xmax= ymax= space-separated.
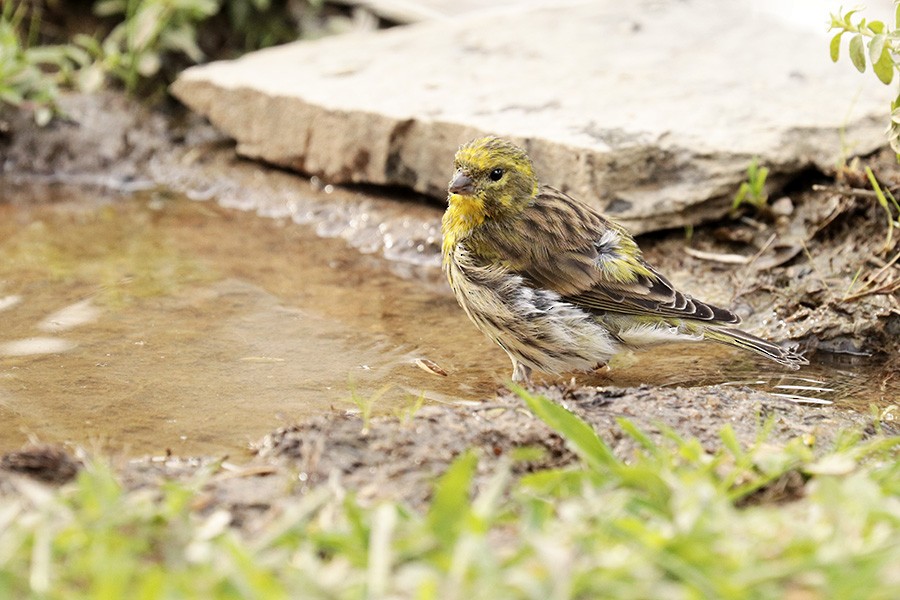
xmin=704 ymin=327 xmax=808 ymax=370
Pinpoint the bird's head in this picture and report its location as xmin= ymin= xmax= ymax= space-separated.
xmin=446 ymin=137 xmax=539 ymax=226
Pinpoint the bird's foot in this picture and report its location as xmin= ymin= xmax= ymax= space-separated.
xmin=511 ymin=362 xmax=532 ymax=384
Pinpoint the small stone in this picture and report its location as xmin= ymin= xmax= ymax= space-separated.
xmin=770 ymin=197 xmax=795 ymax=217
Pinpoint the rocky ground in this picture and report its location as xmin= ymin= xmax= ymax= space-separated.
xmin=1 ymin=90 xmax=897 ymax=518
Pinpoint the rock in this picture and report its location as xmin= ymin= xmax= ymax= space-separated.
xmin=770 ymin=196 xmax=795 ymax=218
xmin=329 ymin=0 xmax=550 ymax=24
xmin=171 ymin=0 xmax=893 ymax=234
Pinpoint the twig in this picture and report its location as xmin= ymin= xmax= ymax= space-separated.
xmin=684 ymin=247 xmax=749 ymax=264
xmin=746 ymin=233 xmax=778 ymax=270
xmin=842 ymin=279 xmax=900 ymax=302
xmin=729 ymin=234 xmax=779 ymax=303
xmin=684 ymin=233 xmax=777 ymax=267
xmin=841 ymin=249 xmax=900 ymax=302
xmin=811 ymin=184 xmax=881 ymax=199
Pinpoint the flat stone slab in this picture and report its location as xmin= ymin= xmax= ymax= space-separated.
xmin=172 ymin=0 xmax=893 ymax=233
xmin=330 ymin=0 xmax=552 ymax=23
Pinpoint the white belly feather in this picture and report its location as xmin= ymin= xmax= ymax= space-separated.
xmin=446 ymin=245 xmax=620 ymax=375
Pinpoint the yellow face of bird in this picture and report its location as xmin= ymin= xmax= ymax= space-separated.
xmin=446 ymin=137 xmax=540 ymax=225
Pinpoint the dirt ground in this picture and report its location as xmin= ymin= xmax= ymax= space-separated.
xmin=2 ymin=383 xmax=893 ymax=532
xmin=1 ymin=92 xmax=898 ymax=519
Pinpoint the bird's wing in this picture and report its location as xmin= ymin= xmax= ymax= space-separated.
xmin=490 ymin=186 xmax=740 ymax=324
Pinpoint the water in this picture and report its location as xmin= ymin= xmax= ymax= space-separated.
xmin=0 ymin=187 xmax=895 ymax=455
xmin=0 ymin=187 xmax=509 ymax=455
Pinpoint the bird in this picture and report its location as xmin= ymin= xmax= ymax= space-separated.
xmin=440 ymin=136 xmax=807 ymax=383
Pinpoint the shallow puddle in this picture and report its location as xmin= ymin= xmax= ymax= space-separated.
xmin=0 ymin=186 xmax=896 ymax=455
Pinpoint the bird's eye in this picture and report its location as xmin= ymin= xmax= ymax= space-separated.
xmin=489 ymin=168 xmax=504 ymax=181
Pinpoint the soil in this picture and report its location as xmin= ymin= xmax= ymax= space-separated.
xmin=1 ymin=91 xmax=897 ymax=521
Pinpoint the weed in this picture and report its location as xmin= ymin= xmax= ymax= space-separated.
xmin=347 ymin=380 xmax=391 ymax=435
xmin=0 ymin=2 xmax=89 ymax=124
xmin=731 ymin=157 xmax=769 ymax=213
xmin=1 ymin=1 xmax=330 ymax=114
xmin=74 ymin=0 xmax=220 ymax=95
xmin=394 ymin=391 xmax=426 ymax=426
xmin=864 ymin=166 xmax=900 ymax=251
xmin=839 ymin=166 xmax=900 ymax=301
xmin=829 ymin=3 xmax=900 ymax=155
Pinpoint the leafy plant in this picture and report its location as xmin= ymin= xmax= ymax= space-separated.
xmin=0 ymin=2 xmax=89 ymax=124
xmin=347 ymin=381 xmax=393 ymax=435
xmin=220 ymin=0 xmax=308 ymax=53
xmin=72 ymin=0 xmax=329 ymax=95
xmin=841 ymin=166 xmax=900 ymax=301
xmin=731 ymin=157 xmax=769 ymax=213
xmin=394 ymin=391 xmax=426 ymax=426
xmin=1 ymin=0 xmax=340 ymax=117
xmin=864 ymin=166 xmax=900 ymax=252
xmin=74 ymin=0 xmax=220 ymax=94
xmin=829 ymin=3 xmax=900 ymax=154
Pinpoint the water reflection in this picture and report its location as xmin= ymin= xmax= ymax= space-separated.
xmin=37 ymin=299 xmax=100 ymax=333
xmin=0 ymin=337 xmax=77 ymax=356
xmin=604 ymin=343 xmax=895 ymax=408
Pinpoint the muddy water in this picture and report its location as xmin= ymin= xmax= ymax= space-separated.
xmin=0 ymin=188 xmax=895 ymax=455
xmin=0 ymin=187 xmax=510 ymax=455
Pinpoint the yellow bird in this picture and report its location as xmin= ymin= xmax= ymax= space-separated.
xmin=441 ymin=136 xmax=807 ymax=382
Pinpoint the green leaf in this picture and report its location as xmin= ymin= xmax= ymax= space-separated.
xmin=615 ymin=417 xmax=660 ymax=455
xmin=869 ymin=33 xmax=887 ymax=63
xmin=94 ymin=0 xmax=125 ymax=17
xmin=752 ymin=165 xmax=769 ymax=195
xmin=830 ymin=32 xmax=843 ymax=62
xmin=511 ymin=384 xmax=618 ymax=472
xmin=891 ymin=106 xmax=900 ymax=124
xmin=868 ymin=20 xmax=885 ymax=34
xmin=829 ymin=12 xmax=843 ymax=30
xmin=719 ymin=425 xmax=744 ymax=460
xmin=732 ymin=182 xmax=749 ymax=211
xmin=426 ymin=450 xmax=476 ymax=542
xmin=866 ymin=166 xmax=890 ymax=211
xmin=890 ymin=134 xmax=900 ymax=154
xmin=518 ymin=468 xmax=590 ymax=498
xmin=873 ymin=48 xmax=894 ymax=85
xmin=0 ymin=88 xmax=24 ymax=105
xmin=849 ymin=33 xmax=867 ymax=72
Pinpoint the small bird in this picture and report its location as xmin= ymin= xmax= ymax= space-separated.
xmin=441 ymin=136 xmax=807 ymax=382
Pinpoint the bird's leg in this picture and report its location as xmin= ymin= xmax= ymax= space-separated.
xmin=511 ymin=360 xmax=532 ymax=384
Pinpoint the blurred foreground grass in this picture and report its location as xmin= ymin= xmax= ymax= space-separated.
xmin=1 ymin=390 xmax=898 ymax=599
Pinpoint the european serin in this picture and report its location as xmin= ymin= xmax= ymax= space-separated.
xmin=441 ymin=136 xmax=807 ymax=382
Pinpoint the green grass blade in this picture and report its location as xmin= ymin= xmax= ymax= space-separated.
xmin=865 ymin=166 xmax=896 ymax=250
xmin=616 ymin=417 xmax=661 ymax=455
xmin=426 ymin=450 xmax=477 ymax=544
xmin=511 ymin=384 xmax=618 ymax=472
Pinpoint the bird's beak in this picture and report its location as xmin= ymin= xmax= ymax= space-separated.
xmin=448 ymin=170 xmax=475 ymax=195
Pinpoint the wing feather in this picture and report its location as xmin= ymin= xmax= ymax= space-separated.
xmin=472 ymin=186 xmax=740 ymax=325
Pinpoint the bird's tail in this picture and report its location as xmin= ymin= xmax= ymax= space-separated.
xmin=704 ymin=327 xmax=808 ymax=370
